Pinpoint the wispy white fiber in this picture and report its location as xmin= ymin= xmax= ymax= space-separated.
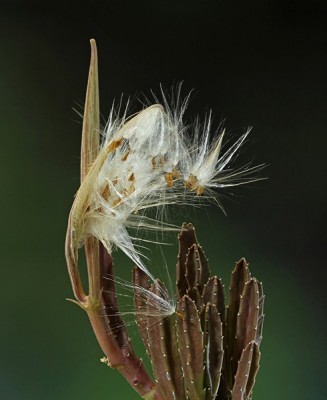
xmin=72 ymin=89 xmax=264 ymax=281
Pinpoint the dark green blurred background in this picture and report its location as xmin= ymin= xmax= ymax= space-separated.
xmin=1 ymin=1 xmax=326 ymax=399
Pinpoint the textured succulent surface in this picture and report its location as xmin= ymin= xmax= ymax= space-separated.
xmin=133 ymin=223 xmax=264 ymax=399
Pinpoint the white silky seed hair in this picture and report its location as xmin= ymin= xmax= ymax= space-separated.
xmin=72 ymin=92 xmax=263 ymax=282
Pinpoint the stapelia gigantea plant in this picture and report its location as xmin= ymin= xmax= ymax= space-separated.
xmin=65 ymin=39 xmax=264 ymax=400
xmin=133 ymin=224 xmax=264 ymax=400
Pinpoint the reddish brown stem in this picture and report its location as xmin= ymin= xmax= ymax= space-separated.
xmin=84 ymin=243 xmax=161 ymax=399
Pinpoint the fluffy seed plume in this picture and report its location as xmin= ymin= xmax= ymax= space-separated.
xmin=65 ymin=41 xmax=264 ymax=292
xmin=68 ymin=102 xmax=262 ymax=279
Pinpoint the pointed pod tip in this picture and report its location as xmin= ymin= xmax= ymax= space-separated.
xmin=89 ymin=39 xmax=98 ymax=59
